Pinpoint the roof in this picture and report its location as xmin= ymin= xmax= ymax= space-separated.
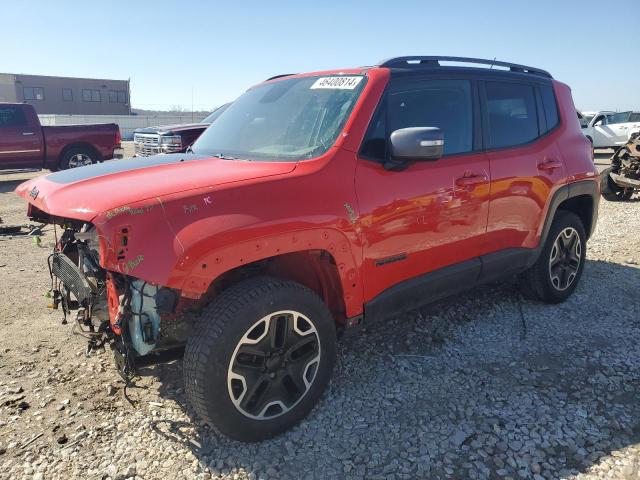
xmin=376 ymin=56 xmax=552 ymax=79
xmin=0 ymin=72 xmax=129 ymax=83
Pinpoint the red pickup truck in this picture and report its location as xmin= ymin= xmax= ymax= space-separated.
xmin=0 ymin=103 xmax=122 ymax=170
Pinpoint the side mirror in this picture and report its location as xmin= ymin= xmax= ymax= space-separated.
xmin=389 ymin=127 xmax=444 ymax=162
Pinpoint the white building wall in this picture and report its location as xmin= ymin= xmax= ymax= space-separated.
xmin=38 ymin=114 xmax=208 ymax=139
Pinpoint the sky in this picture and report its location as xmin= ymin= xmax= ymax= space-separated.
xmin=3 ymin=0 xmax=639 ymax=112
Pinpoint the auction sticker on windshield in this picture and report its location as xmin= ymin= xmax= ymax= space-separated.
xmin=310 ymin=76 xmax=363 ymax=89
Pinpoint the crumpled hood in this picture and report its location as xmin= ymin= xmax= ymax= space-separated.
xmin=15 ymin=154 xmax=296 ymax=221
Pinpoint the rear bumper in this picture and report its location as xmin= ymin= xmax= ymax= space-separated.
xmin=113 ymin=148 xmax=125 ymax=159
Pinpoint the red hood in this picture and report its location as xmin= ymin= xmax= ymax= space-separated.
xmin=16 ymin=154 xmax=296 ymax=221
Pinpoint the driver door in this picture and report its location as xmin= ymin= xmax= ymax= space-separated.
xmin=0 ymin=105 xmax=43 ymax=169
xmin=355 ymin=77 xmax=490 ymax=318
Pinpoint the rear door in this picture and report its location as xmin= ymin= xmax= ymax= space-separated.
xmin=0 ymin=105 xmax=43 ymax=169
xmin=482 ymin=80 xmax=567 ymax=257
xmin=355 ymin=76 xmax=491 ymax=310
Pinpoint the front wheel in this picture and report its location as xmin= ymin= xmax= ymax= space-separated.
xmin=600 ymin=166 xmax=633 ymax=201
xmin=183 ymin=277 xmax=336 ymax=442
xmin=521 ymin=211 xmax=586 ymax=304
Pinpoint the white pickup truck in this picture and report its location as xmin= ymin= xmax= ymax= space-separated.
xmin=581 ymin=111 xmax=640 ymax=148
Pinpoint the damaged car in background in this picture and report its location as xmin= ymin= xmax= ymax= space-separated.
xmin=600 ymin=131 xmax=640 ymax=201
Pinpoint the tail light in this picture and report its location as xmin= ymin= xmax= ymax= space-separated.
xmin=115 ymin=129 xmax=122 ymax=147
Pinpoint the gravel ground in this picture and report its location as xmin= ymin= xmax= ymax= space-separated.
xmin=1 ymin=157 xmax=640 ymax=480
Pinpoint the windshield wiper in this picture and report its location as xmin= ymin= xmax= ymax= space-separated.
xmin=212 ymin=153 xmax=253 ymax=161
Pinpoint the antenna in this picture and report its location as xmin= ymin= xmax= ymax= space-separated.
xmin=489 ymin=57 xmax=496 ymax=69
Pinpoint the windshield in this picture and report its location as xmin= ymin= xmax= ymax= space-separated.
xmin=200 ymin=103 xmax=231 ymax=124
xmin=191 ymin=75 xmax=366 ymax=161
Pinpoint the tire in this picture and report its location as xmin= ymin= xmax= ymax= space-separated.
xmin=521 ymin=210 xmax=586 ymax=304
xmin=183 ymin=276 xmax=336 ymax=442
xmin=600 ymin=166 xmax=633 ymax=201
xmin=59 ymin=147 xmax=96 ymax=170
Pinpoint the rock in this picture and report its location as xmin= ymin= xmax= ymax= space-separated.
xmin=451 ymin=429 xmax=471 ymax=447
xmin=3 ymin=386 xmax=23 ymax=395
xmin=106 ymin=385 xmax=117 ymax=396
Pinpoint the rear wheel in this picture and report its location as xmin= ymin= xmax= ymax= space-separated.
xmin=59 ymin=147 xmax=96 ymax=170
xmin=600 ymin=166 xmax=633 ymax=201
xmin=183 ymin=276 xmax=336 ymax=442
xmin=521 ymin=211 xmax=586 ymax=304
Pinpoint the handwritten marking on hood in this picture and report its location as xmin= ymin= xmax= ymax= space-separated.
xmin=183 ymin=204 xmax=198 ymax=214
xmin=106 ymin=205 xmax=153 ymax=220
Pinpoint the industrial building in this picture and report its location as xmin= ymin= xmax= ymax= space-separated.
xmin=0 ymin=72 xmax=131 ymax=115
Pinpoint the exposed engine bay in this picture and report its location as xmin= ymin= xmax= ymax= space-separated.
xmin=601 ymin=131 xmax=640 ymax=201
xmin=48 ymin=224 xmax=190 ymax=377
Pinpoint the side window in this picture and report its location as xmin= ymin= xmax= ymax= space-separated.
xmin=540 ymin=85 xmax=559 ymax=131
xmin=593 ymin=115 xmax=607 ymax=126
xmin=608 ymin=112 xmax=631 ymax=124
xmin=360 ymin=79 xmax=473 ymax=160
xmin=630 ymin=113 xmax=640 ymax=122
xmin=62 ymin=88 xmax=73 ymax=102
xmin=485 ymin=82 xmax=539 ymax=149
xmin=0 ymin=107 xmax=27 ymax=127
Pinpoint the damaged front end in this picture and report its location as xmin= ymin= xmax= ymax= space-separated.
xmin=47 ymin=222 xmax=192 ymax=378
xmin=602 ymin=131 xmax=640 ymax=201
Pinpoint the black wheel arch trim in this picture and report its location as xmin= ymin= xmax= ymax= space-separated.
xmin=526 ymin=179 xmax=598 ymax=268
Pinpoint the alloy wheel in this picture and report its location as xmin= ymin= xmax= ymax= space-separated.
xmin=548 ymin=227 xmax=582 ymax=291
xmin=227 ymin=310 xmax=321 ymax=420
xmin=68 ymin=153 xmax=93 ymax=168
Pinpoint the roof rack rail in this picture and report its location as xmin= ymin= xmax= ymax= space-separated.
xmin=265 ymin=73 xmax=297 ymax=81
xmin=377 ymin=56 xmax=552 ymax=78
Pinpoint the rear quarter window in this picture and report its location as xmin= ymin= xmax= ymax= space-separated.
xmin=540 ymin=84 xmax=559 ymax=131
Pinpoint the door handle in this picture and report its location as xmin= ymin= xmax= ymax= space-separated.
xmin=455 ymin=174 xmax=487 ymax=188
xmin=538 ymin=160 xmax=562 ymax=171
xmin=22 ymin=132 xmax=35 ymax=136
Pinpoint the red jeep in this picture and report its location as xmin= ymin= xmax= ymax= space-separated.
xmin=16 ymin=56 xmax=599 ymax=442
